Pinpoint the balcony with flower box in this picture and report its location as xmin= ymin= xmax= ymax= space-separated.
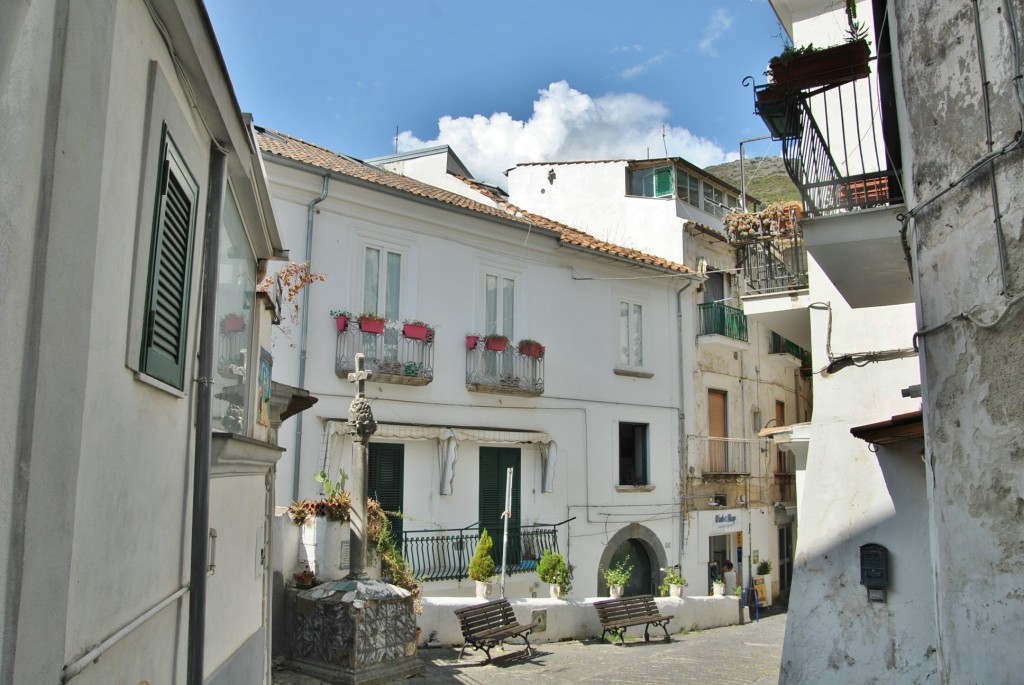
xmin=334 ymin=319 xmax=433 ymax=386
xmin=465 ymin=335 xmax=545 ymax=397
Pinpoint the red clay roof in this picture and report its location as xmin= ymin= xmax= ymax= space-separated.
xmin=257 ymin=128 xmax=692 ymax=276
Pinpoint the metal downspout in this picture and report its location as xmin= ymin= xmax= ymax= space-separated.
xmin=291 ymin=174 xmax=329 ymax=501
xmin=676 ymin=279 xmax=697 ymax=560
xmin=186 ymin=145 xmax=226 ymax=685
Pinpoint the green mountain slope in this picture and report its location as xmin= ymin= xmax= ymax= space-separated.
xmin=705 ymin=156 xmax=801 ymax=206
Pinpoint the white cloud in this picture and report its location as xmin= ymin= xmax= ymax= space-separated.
xmin=619 ymin=51 xmax=669 ymax=80
xmin=397 ymin=81 xmax=735 ymax=188
xmin=699 ymin=8 xmax=735 ymax=57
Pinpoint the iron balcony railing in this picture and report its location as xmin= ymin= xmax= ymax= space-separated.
xmin=335 ymin=322 xmax=433 ymax=385
xmin=698 ymin=301 xmax=748 ymax=342
xmin=465 ymin=340 xmax=544 ymax=396
xmin=689 ymin=436 xmax=755 ymax=479
xmin=769 ymin=332 xmax=810 ymax=366
xmin=739 ymin=237 xmax=808 ymax=295
xmin=401 ymin=521 xmax=569 ymax=582
xmin=781 ymin=76 xmax=903 ymax=217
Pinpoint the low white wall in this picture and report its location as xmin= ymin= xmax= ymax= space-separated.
xmin=417 ymin=595 xmax=748 ymax=646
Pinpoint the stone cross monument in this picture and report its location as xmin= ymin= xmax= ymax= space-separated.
xmin=346 ymin=353 xmax=377 ymax=580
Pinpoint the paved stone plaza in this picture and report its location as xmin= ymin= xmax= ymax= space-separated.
xmin=273 ymin=611 xmax=785 ymax=685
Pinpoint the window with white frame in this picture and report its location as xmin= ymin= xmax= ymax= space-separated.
xmin=677 ymin=170 xmax=701 ymax=207
xmin=363 ymin=246 xmax=401 ymax=321
xmin=617 ymin=300 xmax=643 ymax=368
xmin=484 ymin=271 xmax=516 ymax=339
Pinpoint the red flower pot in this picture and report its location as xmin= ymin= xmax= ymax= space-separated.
xmin=403 ymin=323 xmax=429 ymax=340
xmin=519 ymin=341 xmax=544 ymax=358
xmin=465 ymin=335 xmax=480 ymax=350
xmin=485 ymin=336 xmax=508 ymax=352
xmin=359 ymin=317 xmax=386 ymax=334
xmin=335 ymin=316 xmax=349 ymax=332
xmin=220 ymin=315 xmax=246 ymax=333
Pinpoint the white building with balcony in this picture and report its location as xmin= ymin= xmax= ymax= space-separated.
xmin=506 ymin=157 xmax=813 ymax=600
xmin=258 ymin=131 xmax=706 ymax=604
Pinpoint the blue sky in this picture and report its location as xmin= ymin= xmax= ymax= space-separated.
xmin=206 ymin=0 xmax=786 ymax=187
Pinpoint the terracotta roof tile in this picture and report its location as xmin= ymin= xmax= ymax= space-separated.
xmin=256 ymin=128 xmax=692 ymax=276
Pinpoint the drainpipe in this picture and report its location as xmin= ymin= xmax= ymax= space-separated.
xmin=676 ymin=279 xmax=698 ymax=561
xmin=187 ymin=145 xmax=226 ymax=685
xmin=291 ymin=174 xmax=329 ymax=501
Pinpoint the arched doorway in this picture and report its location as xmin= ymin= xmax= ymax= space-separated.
xmin=597 ymin=523 xmax=668 ymax=597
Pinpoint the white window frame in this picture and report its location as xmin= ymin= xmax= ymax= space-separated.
xmin=360 ymin=242 xmax=405 ymax=321
xmin=480 ymin=266 xmax=520 ymax=339
xmin=617 ymin=298 xmax=645 ymax=369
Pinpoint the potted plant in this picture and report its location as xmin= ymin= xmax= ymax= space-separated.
xmin=537 ymin=550 xmax=572 ymax=599
xmin=484 ymin=333 xmax=509 ymax=352
xmin=358 ymin=312 xmax=387 ymax=334
xmin=602 ymin=560 xmax=632 ymax=599
xmin=517 ymin=339 xmax=545 ymax=358
xmin=402 ymin=320 xmax=431 ymax=340
xmin=712 ymin=577 xmax=725 ymax=597
xmin=754 ymin=84 xmax=800 ymax=139
xmin=465 ymin=333 xmax=481 ymax=349
xmin=658 ymin=567 xmax=687 ymax=598
xmin=330 ymin=309 xmax=351 ymax=331
xmin=468 ymin=529 xmax=496 ymax=599
xmin=756 ymin=560 xmax=774 ymax=607
xmin=294 ymin=563 xmax=316 ymax=589
xmin=767 ymin=2 xmax=870 ymax=94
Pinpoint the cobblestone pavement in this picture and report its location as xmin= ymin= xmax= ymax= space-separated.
xmin=273 ymin=611 xmax=785 ymax=685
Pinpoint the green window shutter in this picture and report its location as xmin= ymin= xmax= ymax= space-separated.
xmin=479 ymin=448 xmax=521 ymax=564
xmin=654 ymin=166 xmax=673 ymax=197
xmin=369 ymin=443 xmax=405 ymax=539
xmin=141 ymin=129 xmax=198 ymax=389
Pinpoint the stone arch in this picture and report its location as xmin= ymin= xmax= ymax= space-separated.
xmin=596 ymin=523 xmax=668 ymax=596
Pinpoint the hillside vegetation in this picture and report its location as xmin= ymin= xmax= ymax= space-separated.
xmin=705 ymin=156 xmax=801 ymax=206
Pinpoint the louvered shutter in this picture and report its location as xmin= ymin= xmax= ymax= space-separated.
xmin=141 ymin=131 xmax=198 ymax=389
xmin=654 ymin=166 xmax=673 ymax=197
xmin=479 ymin=448 xmax=521 ymax=565
xmin=368 ymin=443 xmax=404 ymax=540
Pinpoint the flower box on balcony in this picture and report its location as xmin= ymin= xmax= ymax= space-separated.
xmin=518 ymin=339 xmax=544 ymax=358
xmin=768 ymin=39 xmax=870 ymax=93
xmin=484 ymin=334 xmax=509 ymax=352
xmin=358 ymin=315 xmax=386 ymax=334
xmin=403 ymin=322 xmax=430 ymax=340
xmin=220 ymin=313 xmax=246 ymax=334
xmin=754 ymin=86 xmax=800 ymax=140
xmin=330 ymin=310 xmax=352 ymax=332
xmin=465 ymin=334 xmax=480 ymax=350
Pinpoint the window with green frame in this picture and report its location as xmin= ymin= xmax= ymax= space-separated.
xmin=628 ymin=166 xmax=673 ymax=198
xmin=369 ymin=443 xmax=405 ymax=540
xmin=140 ymin=127 xmax=199 ymax=390
xmin=479 ymin=447 xmax=521 ymax=565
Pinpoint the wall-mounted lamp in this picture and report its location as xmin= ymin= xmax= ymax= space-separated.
xmin=547 ymin=169 xmax=556 ymax=185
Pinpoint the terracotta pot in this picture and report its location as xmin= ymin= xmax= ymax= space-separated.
xmin=359 ymin=317 xmax=386 ymax=334
xmin=403 ymin=323 xmax=429 ymax=340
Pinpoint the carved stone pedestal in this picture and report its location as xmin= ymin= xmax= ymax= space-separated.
xmin=288 ymin=579 xmax=422 ymax=685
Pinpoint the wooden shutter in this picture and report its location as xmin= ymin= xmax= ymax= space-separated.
xmin=479 ymin=448 xmax=521 ymax=563
xmin=708 ymin=390 xmax=728 ymax=471
xmin=368 ymin=443 xmax=404 ymax=540
xmin=141 ymin=130 xmax=198 ymax=389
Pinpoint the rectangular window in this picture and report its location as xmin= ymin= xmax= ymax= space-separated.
xmin=708 ymin=390 xmax=728 ymax=472
xmin=618 ymin=422 xmax=649 ymax=485
xmin=618 ymin=300 xmax=643 ymax=367
xmin=369 ymin=443 xmax=405 ymax=540
xmin=363 ymin=246 xmax=401 ymax=320
xmin=703 ymin=271 xmax=725 ymax=303
xmin=628 ymin=166 xmax=673 ymax=198
xmin=703 ymin=184 xmax=726 ymax=218
xmin=677 ymin=171 xmax=701 ymax=207
xmin=140 ymin=128 xmax=199 ymax=390
xmin=484 ymin=273 xmax=515 ymax=338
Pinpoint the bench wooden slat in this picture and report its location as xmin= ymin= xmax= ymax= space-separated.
xmin=454 ymin=598 xmax=538 ymax=663
xmin=593 ymin=595 xmax=674 ymax=645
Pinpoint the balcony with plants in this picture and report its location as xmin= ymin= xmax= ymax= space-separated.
xmin=725 ymin=201 xmax=808 ymax=296
xmin=333 ymin=311 xmax=434 ymax=386
xmin=464 ymin=334 xmax=545 ymax=397
xmin=697 ymin=301 xmax=749 ymax=351
xmin=769 ymin=331 xmax=811 ymax=369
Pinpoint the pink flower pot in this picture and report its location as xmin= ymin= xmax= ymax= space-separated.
xmin=335 ymin=316 xmax=349 ymax=332
xmin=403 ymin=323 xmax=429 ymax=340
xmin=359 ymin=317 xmax=386 ymax=334
xmin=466 ymin=335 xmax=480 ymax=350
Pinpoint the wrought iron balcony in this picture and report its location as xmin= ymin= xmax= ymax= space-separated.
xmin=465 ymin=339 xmax=544 ymax=397
xmin=689 ymin=436 xmax=754 ymax=482
xmin=335 ymin=322 xmax=433 ymax=385
xmin=698 ymin=301 xmax=748 ymax=342
xmin=400 ymin=523 xmax=562 ymax=582
xmin=769 ymin=331 xmax=810 ymax=367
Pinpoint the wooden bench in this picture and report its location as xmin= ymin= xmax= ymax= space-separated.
xmin=593 ymin=595 xmax=674 ymax=645
xmin=454 ymin=598 xmax=539 ymax=663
